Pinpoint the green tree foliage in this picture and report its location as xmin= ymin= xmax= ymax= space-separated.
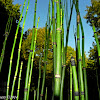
xmin=87 ymin=43 xmax=98 ymax=69
xmin=84 ymin=1 xmax=100 ymax=31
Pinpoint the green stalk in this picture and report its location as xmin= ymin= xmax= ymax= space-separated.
xmin=71 ymin=56 xmax=79 ymax=100
xmin=17 ymin=61 xmax=23 ymax=100
xmin=37 ymin=54 xmax=42 ymax=100
xmin=92 ymin=22 xmax=100 ymax=66
xmin=6 ymin=0 xmax=26 ymax=99
xmin=34 ymin=90 xmax=36 ymax=100
xmin=45 ymin=87 xmax=47 ymax=100
xmin=10 ymin=1 xmax=30 ymax=99
xmin=40 ymin=1 xmax=51 ymax=99
xmin=27 ymin=17 xmax=40 ymax=100
xmin=60 ymin=3 xmax=65 ymax=100
xmin=24 ymin=0 xmax=37 ymax=99
xmin=54 ymin=0 xmax=61 ymax=99
xmin=70 ymin=64 xmax=72 ymax=100
xmin=65 ymin=0 xmax=73 ymax=53
xmin=0 ymin=16 xmax=13 ymax=72
xmin=40 ymin=23 xmax=48 ymax=100
xmin=76 ymin=11 xmax=84 ymax=100
xmin=75 ymin=2 xmax=88 ymax=99
xmin=92 ymin=22 xmax=100 ymax=99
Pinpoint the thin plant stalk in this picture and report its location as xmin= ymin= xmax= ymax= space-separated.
xmin=10 ymin=1 xmax=30 ymax=99
xmin=70 ymin=64 xmax=72 ymax=100
xmin=6 ymin=0 xmax=27 ymax=99
xmin=27 ymin=17 xmax=40 ymax=100
xmin=45 ymin=87 xmax=47 ymax=100
xmin=0 ymin=16 xmax=13 ymax=72
xmin=76 ymin=10 xmax=84 ymax=100
xmin=54 ymin=0 xmax=61 ymax=99
xmin=34 ymin=90 xmax=36 ymax=100
xmin=17 ymin=61 xmax=23 ymax=100
xmin=24 ymin=0 xmax=37 ymax=99
xmin=71 ymin=56 xmax=79 ymax=100
xmin=37 ymin=54 xmax=42 ymax=100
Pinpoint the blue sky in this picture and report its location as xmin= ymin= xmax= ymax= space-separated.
xmin=13 ymin=0 xmax=94 ymax=57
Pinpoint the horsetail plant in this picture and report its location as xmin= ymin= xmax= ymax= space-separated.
xmin=27 ymin=17 xmax=40 ymax=100
xmin=54 ymin=0 xmax=61 ymax=99
xmin=74 ymin=2 xmax=88 ymax=99
xmin=76 ymin=8 xmax=85 ymax=100
xmin=10 ymin=0 xmax=30 ymax=99
xmin=0 ymin=16 xmax=13 ymax=72
xmin=71 ymin=56 xmax=79 ymax=100
xmin=37 ymin=54 xmax=42 ymax=100
xmin=17 ymin=61 xmax=23 ymax=100
xmin=6 ymin=0 xmax=27 ymax=99
xmin=24 ymin=0 xmax=37 ymax=99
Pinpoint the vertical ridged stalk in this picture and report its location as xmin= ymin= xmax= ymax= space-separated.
xmin=70 ymin=64 xmax=72 ymax=100
xmin=76 ymin=10 xmax=84 ymax=100
xmin=54 ymin=0 xmax=61 ymax=99
xmin=24 ymin=0 xmax=37 ymax=100
xmin=71 ymin=57 xmax=79 ymax=100
xmin=34 ymin=90 xmax=36 ymax=100
xmin=10 ymin=1 xmax=30 ymax=99
xmin=37 ymin=54 xmax=42 ymax=100
xmin=60 ymin=2 xmax=65 ymax=100
xmin=17 ymin=61 xmax=23 ymax=100
xmin=27 ymin=17 xmax=40 ymax=100
xmin=75 ymin=1 xmax=88 ymax=99
xmin=45 ymin=87 xmax=47 ymax=100
xmin=6 ymin=0 xmax=26 ymax=99
xmin=0 ymin=16 xmax=13 ymax=72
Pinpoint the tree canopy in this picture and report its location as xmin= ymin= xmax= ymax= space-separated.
xmin=84 ymin=1 xmax=100 ymax=31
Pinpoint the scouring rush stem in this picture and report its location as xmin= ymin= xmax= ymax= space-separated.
xmin=27 ymin=17 xmax=40 ymax=100
xmin=10 ymin=0 xmax=30 ymax=99
xmin=17 ymin=61 xmax=23 ymax=100
xmin=6 ymin=0 xmax=27 ymax=99
xmin=24 ymin=0 xmax=37 ymax=99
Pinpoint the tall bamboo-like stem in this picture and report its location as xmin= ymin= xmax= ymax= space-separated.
xmin=54 ymin=0 xmax=61 ymax=99
xmin=40 ymin=23 xmax=48 ymax=100
xmin=70 ymin=64 xmax=72 ymax=100
xmin=6 ymin=0 xmax=26 ymax=99
xmin=27 ymin=17 xmax=40 ymax=100
xmin=24 ymin=0 xmax=37 ymax=100
xmin=71 ymin=56 xmax=79 ymax=100
xmin=74 ymin=2 xmax=88 ymax=99
xmin=40 ymin=1 xmax=51 ymax=99
xmin=10 ymin=1 xmax=30 ymax=99
xmin=45 ymin=87 xmax=47 ymax=100
xmin=37 ymin=54 xmax=42 ymax=100
xmin=17 ymin=61 xmax=23 ymax=100
xmin=60 ymin=3 xmax=65 ymax=100
xmin=92 ymin=22 xmax=100 ymax=99
xmin=0 ymin=16 xmax=13 ymax=72
xmin=92 ymin=22 xmax=100 ymax=66
xmin=76 ymin=7 xmax=84 ymax=100
xmin=65 ymin=0 xmax=73 ymax=53
xmin=34 ymin=90 xmax=36 ymax=100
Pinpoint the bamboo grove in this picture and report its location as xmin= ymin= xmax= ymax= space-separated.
xmin=0 ymin=0 xmax=100 ymax=100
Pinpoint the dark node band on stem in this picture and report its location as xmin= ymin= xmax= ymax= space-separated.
xmin=17 ymin=89 xmax=20 ymax=90
xmin=74 ymin=91 xmax=79 ymax=96
xmin=98 ymin=56 xmax=100 ymax=58
xmin=40 ymin=94 xmax=43 ymax=96
xmin=82 ymin=67 xmax=86 ymax=70
xmin=81 ymin=91 xmax=85 ymax=95
xmin=77 ymin=38 xmax=80 ymax=40
xmin=94 ymin=32 xmax=97 ymax=34
xmin=82 ymin=36 xmax=84 ymax=38
xmin=33 ymin=26 xmax=35 ymax=28
xmin=24 ymin=88 xmax=28 ymax=92
xmin=71 ymin=57 xmax=75 ymax=66
xmin=14 ymin=76 xmax=17 ymax=78
xmin=78 ymin=59 xmax=81 ymax=62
